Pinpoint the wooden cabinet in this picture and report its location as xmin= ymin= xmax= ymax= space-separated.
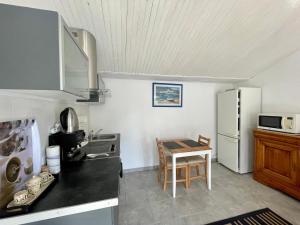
xmin=253 ymin=129 xmax=300 ymax=199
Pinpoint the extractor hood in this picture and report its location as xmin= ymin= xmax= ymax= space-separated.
xmin=71 ymin=28 xmax=108 ymax=103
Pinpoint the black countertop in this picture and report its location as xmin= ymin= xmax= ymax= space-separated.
xmin=0 ymin=135 xmax=121 ymax=219
xmin=30 ymin=157 xmax=121 ymax=213
xmin=33 ymin=134 xmax=121 ymax=214
xmin=33 ymin=134 xmax=122 ymax=213
xmin=0 ymin=151 xmax=122 ymax=220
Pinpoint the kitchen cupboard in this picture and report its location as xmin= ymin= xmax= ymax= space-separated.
xmin=26 ymin=207 xmax=118 ymax=225
xmin=253 ymin=129 xmax=300 ymax=200
xmin=0 ymin=3 xmax=89 ymax=99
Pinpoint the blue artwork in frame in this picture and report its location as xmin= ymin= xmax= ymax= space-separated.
xmin=152 ymin=83 xmax=183 ymax=107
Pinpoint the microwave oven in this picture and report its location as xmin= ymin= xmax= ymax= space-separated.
xmin=258 ymin=113 xmax=300 ymax=133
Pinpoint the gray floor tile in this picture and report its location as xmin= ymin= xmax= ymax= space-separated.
xmin=119 ymin=163 xmax=300 ymax=225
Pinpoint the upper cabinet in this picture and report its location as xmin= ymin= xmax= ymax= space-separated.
xmin=0 ymin=4 xmax=89 ymax=99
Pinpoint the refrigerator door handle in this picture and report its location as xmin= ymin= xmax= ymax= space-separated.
xmin=218 ymin=133 xmax=239 ymax=139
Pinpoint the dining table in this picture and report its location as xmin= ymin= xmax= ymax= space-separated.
xmin=161 ymin=138 xmax=212 ymax=198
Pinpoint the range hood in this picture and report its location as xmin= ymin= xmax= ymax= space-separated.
xmin=71 ymin=28 xmax=107 ymax=102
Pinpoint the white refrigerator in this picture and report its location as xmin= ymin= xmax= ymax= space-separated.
xmin=217 ymin=88 xmax=261 ymax=174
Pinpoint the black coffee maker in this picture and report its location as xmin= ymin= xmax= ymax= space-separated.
xmin=49 ymin=130 xmax=86 ymax=164
xmin=49 ymin=108 xmax=86 ymax=164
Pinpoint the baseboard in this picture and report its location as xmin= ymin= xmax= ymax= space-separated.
xmin=124 ymin=165 xmax=158 ymax=173
xmin=124 ymin=158 xmax=217 ymax=174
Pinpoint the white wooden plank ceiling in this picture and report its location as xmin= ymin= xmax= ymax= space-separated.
xmin=1 ymin=0 xmax=300 ymax=81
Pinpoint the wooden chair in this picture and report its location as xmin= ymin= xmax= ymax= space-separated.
xmin=156 ymin=138 xmax=165 ymax=183
xmin=186 ymin=135 xmax=210 ymax=187
xmin=156 ymin=138 xmax=189 ymax=191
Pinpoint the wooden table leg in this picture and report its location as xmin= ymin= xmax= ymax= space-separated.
xmin=172 ymin=155 xmax=176 ymax=198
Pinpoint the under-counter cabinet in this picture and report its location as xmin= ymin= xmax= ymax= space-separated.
xmin=253 ymin=129 xmax=300 ymax=200
xmin=27 ymin=208 xmax=117 ymax=225
xmin=0 ymin=3 xmax=89 ymax=99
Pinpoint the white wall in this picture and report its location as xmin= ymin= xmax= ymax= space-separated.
xmin=238 ymin=50 xmax=300 ymax=113
xmin=89 ymin=78 xmax=232 ymax=170
xmin=0 ymin=93 xmax=89 ymax=162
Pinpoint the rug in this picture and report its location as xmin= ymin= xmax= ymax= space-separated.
xmin=206 ymin=208 xmax=292 ymax=225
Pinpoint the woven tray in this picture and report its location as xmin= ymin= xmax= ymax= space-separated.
xmin=1 ymin=176 xmax=56 ymax=216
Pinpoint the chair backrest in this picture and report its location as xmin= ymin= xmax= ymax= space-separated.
xmin=198 ymin=135 xmax=211 ymax=147
xmin=156 ymin=138 xmax=166 ymax=165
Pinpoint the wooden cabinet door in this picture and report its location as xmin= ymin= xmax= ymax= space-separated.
xmin=255 ymin=138 xmax=299 ymax=186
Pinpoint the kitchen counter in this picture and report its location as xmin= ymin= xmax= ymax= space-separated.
xmin=0 ymin=156 xmax=121 ymax=225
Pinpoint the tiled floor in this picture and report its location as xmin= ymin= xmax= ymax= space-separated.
xmin=119 ymin=163 xmax=300 ymax=225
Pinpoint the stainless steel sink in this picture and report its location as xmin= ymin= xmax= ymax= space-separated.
xmin=85 ymin=141 xmax=115 ymax=153
xmin=84 ymin=133 xmax=118 ymax=160
xmin=91 ymin=134 xmax=117 ymax=142
xmin=83 ymin=141 xmax=117 ymax=160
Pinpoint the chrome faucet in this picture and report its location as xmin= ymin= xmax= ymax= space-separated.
xmin=94 ymin=128 xmax=103 ymax=136
xmin=88 ymin=129 xmax=103 ymax=141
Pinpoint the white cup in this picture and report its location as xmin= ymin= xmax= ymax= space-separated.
xmin=46 ymin=158 xmax=60 ymax=167
xmin=48 ymin=165 xmax=60 ymax=174
xmin=46 ymin=145 xmax=60 ymax=174
xmin=46 ymin=146 xmax=60 ymax=159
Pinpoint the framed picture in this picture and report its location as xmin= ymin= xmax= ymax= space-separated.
xmin=152 ymin=83 xmax=183 ymax=107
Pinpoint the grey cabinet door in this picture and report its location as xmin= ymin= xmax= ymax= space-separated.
xmin=0 ymin=3 xmax=89 ymax=99
xmin=0 ymin=3 xmax=60 ymax=90
xmin=26 ymin=208 xmax=115 ymax=225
